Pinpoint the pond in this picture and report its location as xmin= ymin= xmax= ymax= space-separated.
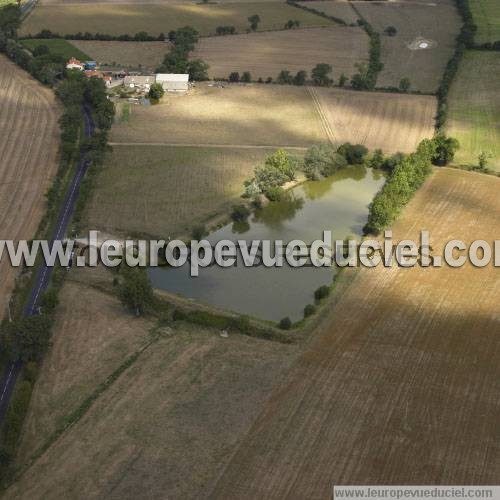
xmin=149 ymin=165 xmax=385 ymax=322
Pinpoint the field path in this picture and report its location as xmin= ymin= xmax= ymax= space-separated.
xmin=109 ymin=142 xmax=308 ymax=151
xmin=308 ymin=86 xmax=336 ymax=145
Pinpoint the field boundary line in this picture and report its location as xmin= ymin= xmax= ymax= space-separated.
xmin=7 ymin=333 xmax=163 ymax=488
xmin=108 ymin=142 xmax=309 ymax=151
xmin=307 ymin=86 xmax=336 ymax=145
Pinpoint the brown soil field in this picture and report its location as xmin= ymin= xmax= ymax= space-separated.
xmin=21 ymin=2 xmax=332 ymax=37
xmin=0 ymin=55 xmax=60 ymax=320
xmin=69 ymin=40 xmax=168 ymax=70
xmin=305 ymin=0 xmax=360 ymax=24
xmin=192 ymin=26 xmax=369 ymax=81
xmin=311 ymin=86 xmax=436 ymax=154
xmin=84 ymin=144 xmax=279 ymax=238
xmin=212 ymin=168 xmax=500 ymax=497
xmin=110 ymin=84 xmax=328 ymax=147
xmin=6 ymin=279 xmax=297 ymax=499
xmin=354 ymin=1 xmax=461 ymax=93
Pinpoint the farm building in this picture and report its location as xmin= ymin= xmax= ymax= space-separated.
xmin=124 ymin=75 xmax=155 ymax=91
xmin=84 ymin=70 xmax=112 ymax=87
xmin=66 ymin=57 xmax=84 ymax=70
xmin=156 ymin=73 xmax=189 ymax=92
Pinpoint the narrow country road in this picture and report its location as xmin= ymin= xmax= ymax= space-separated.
xmin=0 ymin=106 xmax=95 ymax=423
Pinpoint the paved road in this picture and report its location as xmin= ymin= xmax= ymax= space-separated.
xmin=0 ymin=106 xmax=95 ymax=423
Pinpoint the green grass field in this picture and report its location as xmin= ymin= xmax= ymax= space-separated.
xmin=20 ymin=38 xmax=90 ymax=60
xmin=446 ymin=50 xmax=500 ymax=171
xmin=470 ymin=0 xmax=500 ymax=44
xmin=20 ymin=3 xmax=333 ymax=37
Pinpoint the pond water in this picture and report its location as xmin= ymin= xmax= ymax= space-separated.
xmin=149 ymin=166 xmax=385 ymax=322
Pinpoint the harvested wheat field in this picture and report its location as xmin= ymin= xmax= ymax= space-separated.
xmin=20 ymin=2 xmax=332 ymax=37
xmin=110 ymin=83 xmax=327 ymax=147
xmin=0 ymin=55 xmax=60 ymax=319
xmin=84 ymin=144 xmax=281 ymax=238
xmin=5 ymin=282 xmax=297 ymax=499
xmin=355 ymin=0 xmax=461 ymax=93
xmin=212 ymin=168 xmax=500 ymax=497
xmin=192 ymin=26 xmax=368 ymax=81
xmin=311 ymin=86 xmax=436 ymax=153
xmin=69 ymin=40 xmax=168 ymax=70
xmin=305 ymin=0 xmax=360 ymax=24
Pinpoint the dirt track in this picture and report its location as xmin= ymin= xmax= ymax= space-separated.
xmin=212 ymin=168 xmax=500 ymax=496
xmin=0 ymin=55 xmax=60 ymax=319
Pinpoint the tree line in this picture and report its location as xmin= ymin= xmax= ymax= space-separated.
xmin=364 ymin=134 xmax=460 ymax=234
xmin=156 ymin=26 xmax=209 ymax=81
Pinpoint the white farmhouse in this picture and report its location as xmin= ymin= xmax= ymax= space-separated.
xmin=66 ymin=58 xmax=84 ymax=71
xmin=155 ymin=73 xmax=189 ymax=92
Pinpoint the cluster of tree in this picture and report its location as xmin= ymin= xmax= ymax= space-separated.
xmin=384 ymin=26 xmax=397 ymax=36
xmin=156 ymin=26 xmax=209 ymax=81
xmin=0 ymin=287 xmax=61 ymax=472
xmin=276 ymin=69 xmax=306 ymax=85
xmin=229 ymin=71 xmax=252 ymax=82
xmin=215 ymin=25 xmax=236 ymax=35
xmin=244 ymin=150 xmax=299 ymax=201
xmin=454 ymin=0 xmax=477 ymax=48
xmin=285 ymin=0 xmax=347 ymax=26
xmin=148 ymin=82 xmax=165 ymax=100
xmin=350 ymin=19 xmax=383 ymax=90
xmin=117 ymin=267 xmax=154 ymax=316
xmin=303 ymin=145 xmax=347 ymax=180
xmin=23 ymin=29 xmax=167 ymax=42
xmin=364 ymin=135 xmax=459 ymax=234
xmin=284 ymin=19 xmax=301 ymax=29
xmin=248 ymin=14 xmax=261 ymax=31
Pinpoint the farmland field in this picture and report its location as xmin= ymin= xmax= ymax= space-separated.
xmin=20 ymin=38 xmax=90 ymax=60
xmin=0 ymin=55 xmax=60 ymax=319
xmin=69 ymin=40 xmax=168 ymax=70
xmin=110 ymin=84 xmax=327 ymax=147
xmin=446 ymin=51 xmax=500 ymax=171
xmin=311 ymin=87 xmax=436 ymax=153
xmin=470 ymin=0 xmax=500 ymax=44
xmin=6 ymin=278 xmax=297 ymax=499
xmin=304 ymin=0 xmax=360 ymax=25
xmin=15 ymin=276 xmax=155 ymax=464
xmin=192 ymin=26 xmax=368 ymax=81
xmin=213 ymin=168 xmax=500 ymax=497
xmin=20 ymin=2 xmax=333 ymax=37
xmin=355 ymin=1 xmax=461 ymax=93
xmin=84 ymin=144 xmax=280 ymax=238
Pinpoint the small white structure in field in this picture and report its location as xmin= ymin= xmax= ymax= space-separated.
xmin=123 ymin=75 xmax=155 ymax=91
xmin=66 ymin=57 xmax=84 ymax=71
xmin=156 ymin=73 xmax=189 ymax=92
